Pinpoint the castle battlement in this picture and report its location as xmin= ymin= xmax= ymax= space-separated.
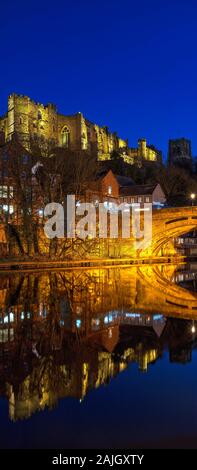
xmin=0 ymin=93 xmax=161 ymax=163
xmin=8 ymin=93 xmax=57 ymax=110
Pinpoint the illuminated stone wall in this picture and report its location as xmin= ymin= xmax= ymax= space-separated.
xmin=0 ymin=94 xmax=128 ymax=158
xmin=0 ymin=94 xmax=161 ymax=163
xmin=129 ymin=139 xmax=161 ymax=164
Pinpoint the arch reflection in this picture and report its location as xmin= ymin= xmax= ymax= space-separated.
xmin=0 ymin=263 xmax=197 ymax=420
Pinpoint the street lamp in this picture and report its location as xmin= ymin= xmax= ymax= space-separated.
xmin=190 ymin=193 xmax=196 ymax=206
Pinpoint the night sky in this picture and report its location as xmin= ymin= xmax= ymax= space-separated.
xmin=1 ymin=0 xmax=197 ymax=159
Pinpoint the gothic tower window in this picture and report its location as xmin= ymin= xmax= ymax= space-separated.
xmin=37 ymin=110 xmax=42 ymax=120
xmin=19 ymin=116 xmax=23 ymax=125
xmin=61 ymin=126 xmax=70 ymax=148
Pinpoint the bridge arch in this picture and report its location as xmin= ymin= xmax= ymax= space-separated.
xmin=139 ymin=207 xmax=197 ymax=257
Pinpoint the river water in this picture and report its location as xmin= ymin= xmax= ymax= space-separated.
xmin=0 ymin=262 xmax=197 ymax=448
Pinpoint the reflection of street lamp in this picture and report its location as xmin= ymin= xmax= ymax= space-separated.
xmin=191 ymin=320 xmax=196 ymax=334
xmin=190 ymin=193 xmax=196 ymax=206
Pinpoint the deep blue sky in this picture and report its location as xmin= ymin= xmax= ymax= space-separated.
xmin=1 ymin=0 xmax=197 ymax=159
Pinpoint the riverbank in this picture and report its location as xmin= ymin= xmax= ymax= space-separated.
xmin=0 ymin=255 xmax=186 ymax=271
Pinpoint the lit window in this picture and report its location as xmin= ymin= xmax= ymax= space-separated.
xmin=138 ymin=197 xmax=142 ymax=203
xmin=0 ymin=186 xmax=8 ymax=198
xmin=0 ymin=186 xmax=13 ymax=198
xmin=108 ymin=185 xmax=112 ymax=195
xmin=9 ymin=312 xmax=14 ymax=322
xmin=61 ymin=126 xmax=70 ymax=148
xmin=0 ymin=329 xmax=9 ymax=343
xmin=2 ymin=204 xmax=14 ymax=214
xmin=3 ymin=312 xmax=14 ymax=323
xmin=145 ymin=197 xmax=150 ymax=202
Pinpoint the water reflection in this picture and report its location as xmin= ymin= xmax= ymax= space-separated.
xmin=0 ymin=263 xmax=197 ymax=422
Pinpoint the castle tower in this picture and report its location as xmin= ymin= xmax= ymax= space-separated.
xmin=138 ymin=138 xmax=147 ymax=159
xmin=7 ymin=94 xmax=59 ymax=155
xmin=7 ymin=94 xmax=30 ymax=149
xmin=168 ymin=138 xmax=192 ymax=168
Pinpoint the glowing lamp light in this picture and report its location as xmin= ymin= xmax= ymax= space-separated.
xmin=190 ymin=193 xmax=196 ymax=206
xmin=76 ymin=319 xmax=81 ymax=328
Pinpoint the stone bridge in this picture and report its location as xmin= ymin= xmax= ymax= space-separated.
xmin=140 ymin=206 xmax=197 ymax=257
xmin=1 ymin=206 xmax=197 ymax=260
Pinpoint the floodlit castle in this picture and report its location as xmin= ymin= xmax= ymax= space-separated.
xmin=0 ymin=93 xmax=162 ymax=164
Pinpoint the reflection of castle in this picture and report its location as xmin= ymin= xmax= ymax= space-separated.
xmin=1 ymin=316 xmax=196 ymax=422
xmin=0 ymin=266 xmax=197 ymax=420
xmin=5 ymin=338 xmax=159 ymax=421
xmin=1 ymin=317 xmax=162 ymax=422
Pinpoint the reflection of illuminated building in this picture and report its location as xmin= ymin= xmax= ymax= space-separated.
xmin=0 ymin=266 xmax=197 ymax=420
xmin=1 ymin=313 xmax=195 ymax=422
xmin=4 ymin=340 xmax=160 ymax=421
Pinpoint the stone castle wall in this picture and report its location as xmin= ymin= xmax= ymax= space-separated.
xmin=0 ymin=94 xmax=128 ymax=158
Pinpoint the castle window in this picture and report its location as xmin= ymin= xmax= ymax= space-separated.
xmin=61 ymin=126 xmax=70 ymax=148
xmin=19 ymin=116 xmax=23 ymax=125
xmin=37 ymin=110 xmax=42 ymax=120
